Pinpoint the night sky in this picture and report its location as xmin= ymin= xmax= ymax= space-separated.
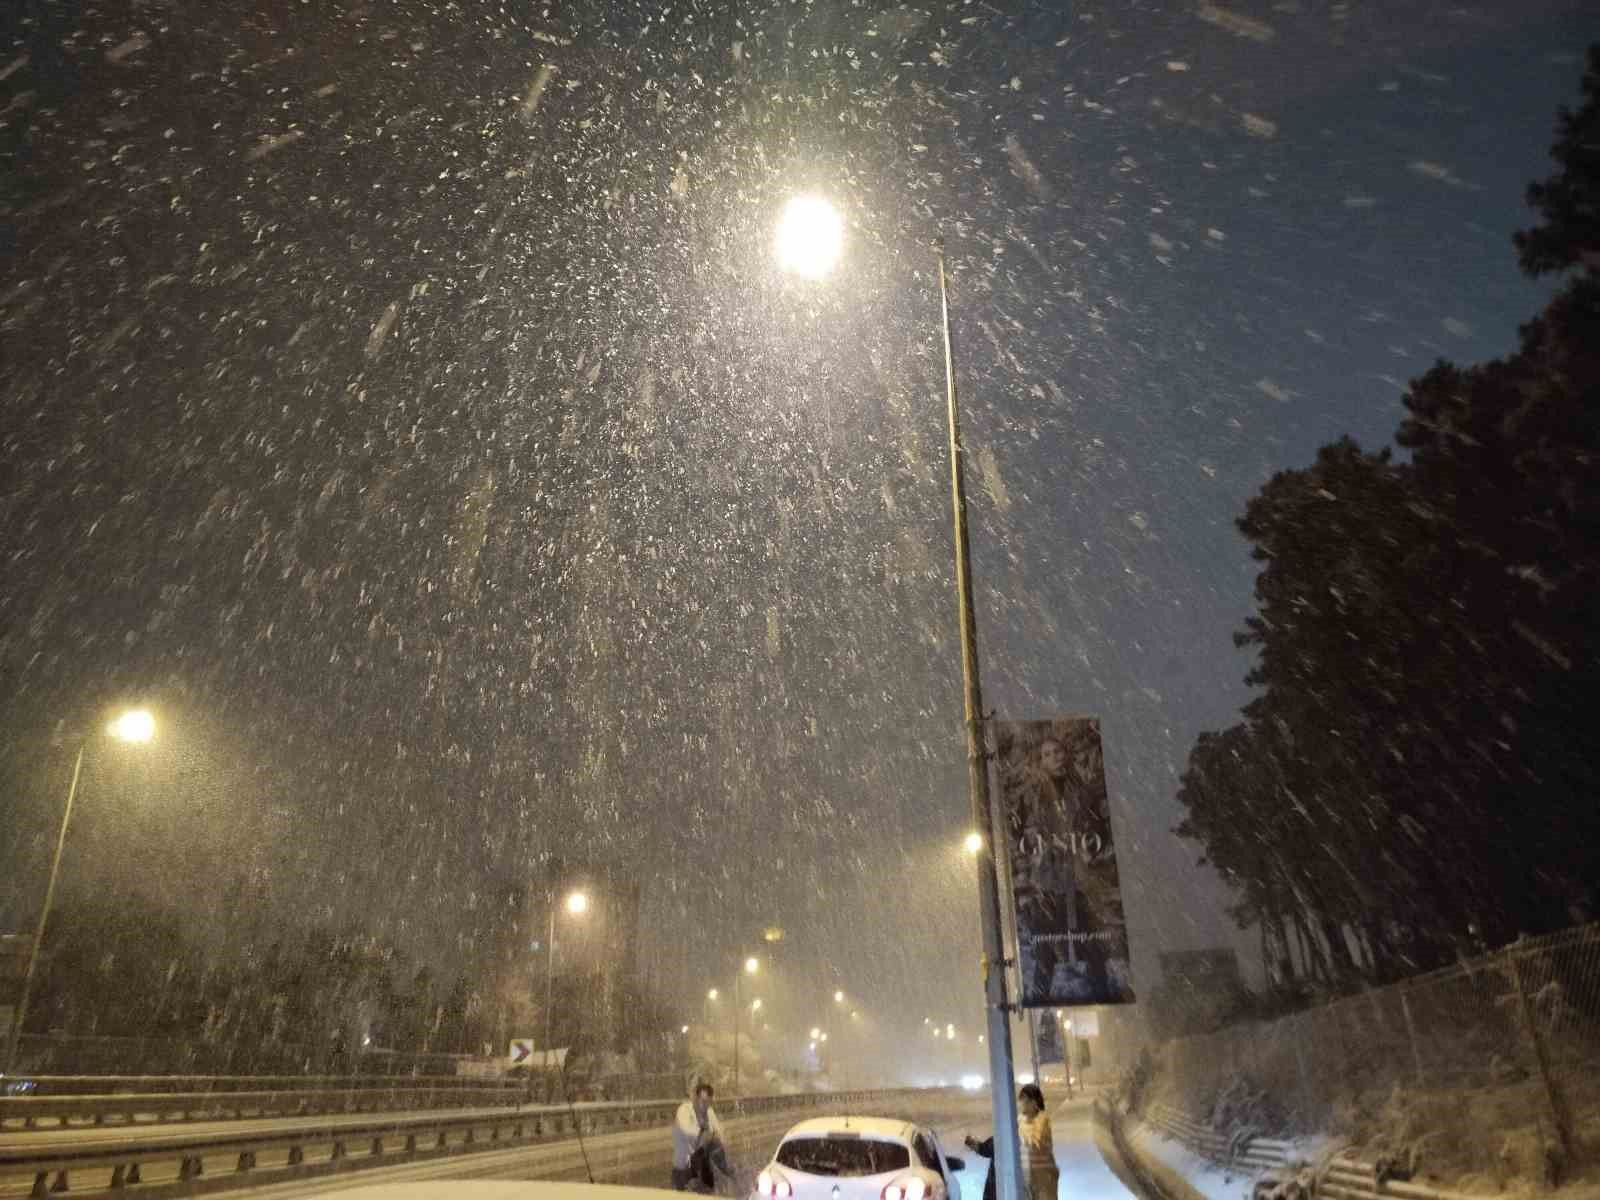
xmin=3 ymin=0 xmax=1596 ymax=1060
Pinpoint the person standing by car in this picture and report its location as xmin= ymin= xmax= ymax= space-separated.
xmin=961 ymin=1133 xmax=997 ymax=1200
xmin=672 ymin=1081 xmax=733 ymax=1191
xmin=1018 ymin=1084 xmax=1058 ymax=1200
xmin=966 ymin=1085 xmax=1056 ymax=1200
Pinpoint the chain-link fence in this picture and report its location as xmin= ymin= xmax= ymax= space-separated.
xmin=1125 ymin=923 xmax=1600 ymax=1178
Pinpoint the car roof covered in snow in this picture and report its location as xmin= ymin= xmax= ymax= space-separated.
xmin=780 ymin=1116 xmax=917 ymax=1142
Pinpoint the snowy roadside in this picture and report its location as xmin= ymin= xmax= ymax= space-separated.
xmin=1095 ymin=1101 xmax=1522 ymax=1200
xmin=1123 ymin=1117 xmax=1264 ymax=1200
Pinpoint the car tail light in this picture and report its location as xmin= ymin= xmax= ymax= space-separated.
xmin=759 ymin=1172 xmax=793 ymax=1199
xmin=883 ymin=1178 xmax=927 ymax=1200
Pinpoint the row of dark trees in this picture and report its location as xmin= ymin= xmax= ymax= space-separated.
xmin=1176 ymin=49 xmax=1600 ymax=991
xmin=18 ymin=888 xmax=678 ymax=1076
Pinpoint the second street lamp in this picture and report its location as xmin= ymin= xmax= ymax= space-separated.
xmin=773 ymin=199 xmax=1024 ymax=1200
xmin=732 ymin=954 xmax=759 ymax=1095
xmin=543 ymin=889 xmax=588 ymax=1070
xmin=4 ymin=708 xmax=158 ymax=1075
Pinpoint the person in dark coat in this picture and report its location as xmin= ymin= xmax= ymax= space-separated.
xmin=963 ymin=1134 xmax=997 ymax=1200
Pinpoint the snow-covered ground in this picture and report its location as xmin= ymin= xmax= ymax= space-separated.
xmin=1124 ymin=1123 xmax=1250 ymax=1200
xmin=933 ymin=1095 xmax=1137 ymax=1200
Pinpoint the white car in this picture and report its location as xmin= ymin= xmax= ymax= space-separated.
xmin=755 ymin=1116 xmax=969 ymax=1200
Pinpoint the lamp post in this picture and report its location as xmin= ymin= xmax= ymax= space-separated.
xmin=774 ymin=200 xmax=1023 ymax=1200
xmin=732 ymin=955 xmax=758 ymax=1095
xmin=543 ymin=890 xmax=588 ymax=1071
xmin=4 ymin=709 xmax=156 ymax=1076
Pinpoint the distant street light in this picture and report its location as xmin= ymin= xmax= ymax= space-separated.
xmin=744 ymin=956 xmax=760 ymax=975
xmin=751 ymin=998 xmax=763 ymax=1012
xmin=4 ymin=708 xmax=157 ymax=1074
xmin=543 ymin=890 xmax=588 ymax=1066
xmin=707 ymin=988 xmax=719 ymax=1001
xmin=776 ymin=204 xmax=1023 ymax=1200
xmin=681 ymin=1025 xmax=690 ymax=1035
xmin=834 ymin=990 xmax=845 ymax=1004
xmin=964 ymin=831 xmax=984 ymax=855
xmin=810 ymin=1027 xmax=822 ymax=1040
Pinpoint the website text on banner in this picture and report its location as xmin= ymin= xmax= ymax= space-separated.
xmin=993 ymin=716 xmax=1136 ymax=1008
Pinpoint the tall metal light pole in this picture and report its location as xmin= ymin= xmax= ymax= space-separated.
xmin=5 ymin=710 xmax=157 ymax=1077
xmin=773 ymin=201 xmax=1023 ymax=1200
xmin=732 ymin=955 xmax=757 ymax=1094
xmin=936 ymin=237 xmax=1024 ymax=1200
xmin=544 ymin=891 xmax=587 ymax=1072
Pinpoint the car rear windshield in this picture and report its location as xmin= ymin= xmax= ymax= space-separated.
xmin=777 ymin=1136 xmax=912 ymax=1177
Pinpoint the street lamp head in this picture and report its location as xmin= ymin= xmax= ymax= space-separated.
xmin=707 ymin=988 xmax=719 ymax=1001
xmin=565 ymin=891 xmax=589 ymax=915
xmin=744 ymin=956 xmax=760 ymax=975
xmin=751 ymin=998 xmax=763 ymax=1012
xmin=775 ymin=195 xmax=843 ymax=280
xmin=833 ymin=990 xmax=845 ymax=1004
xmin=106 ymin=709 xmax=156 ymax=744
xmin=964 ymin=831 xmax=983 ymax=855
xmin=681 ymin=1025 xmax=690 ymax=1035
xmin=809 ymin=1027 xmax=822 ymax=1040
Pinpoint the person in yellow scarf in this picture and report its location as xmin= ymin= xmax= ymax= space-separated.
xmin=1017 ymin=1084 xmax=1058 ymax=1200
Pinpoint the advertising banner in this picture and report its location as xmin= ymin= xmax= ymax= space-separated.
xmin=1035 ymin=1009 xmax=1064 ymax=1065
xmin=993 ymin=716 xmax=1135 ymax=1007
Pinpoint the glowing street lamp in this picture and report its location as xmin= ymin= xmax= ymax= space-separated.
xmin=810 ymin=1027 xmax=822 ymax=1040
xmin=5 ymin=708 xmax=157 ymax=1074
xmin=774 ymin=195 xmax=844 ymax=280
xmin=834 ymin=990 xmax=845 ymax=1004
xmin=964 ymin=831 xmax=984 ymax=855
xmin=543 ymin=889 xmax=588 ymax=1066
xmin=107 ymin=709 xmax=156 ymax=743
xmin=707 ymin=988 xmax=719 ymax=1001
xmin=733 ymin=954 xmax=762 ymax=1096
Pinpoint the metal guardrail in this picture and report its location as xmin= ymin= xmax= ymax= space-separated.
xmin=1138 ymin=1102 xmax=1491 ymax=1200
xmin=3 ymin=1075 xmax=518 ymax=1098
xmin=0 ymin=1087 xmax=946 ymax=1198
xmin=1144 ymin=1102 xmax=1292 ymax=1172
xmin=0 ymin=1086 xmax=529 ymax=1131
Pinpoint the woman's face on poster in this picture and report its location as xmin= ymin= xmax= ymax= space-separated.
xmin=1039 ymin=737 xmax=1068 ymax=777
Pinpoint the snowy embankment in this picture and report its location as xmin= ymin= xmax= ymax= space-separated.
xmin=1091 ymin=1097 xmax=1535 ymax=1200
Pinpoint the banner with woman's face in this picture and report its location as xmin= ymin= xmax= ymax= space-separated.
xmin=992 ymin=715 xmax=1136 ymax=1007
